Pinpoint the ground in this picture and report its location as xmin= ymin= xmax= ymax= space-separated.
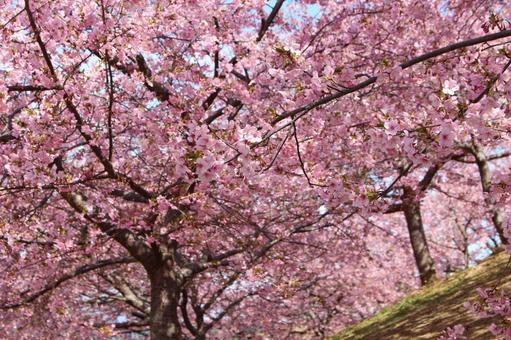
xmin=332 ymin=250 xmax=511 ymax=340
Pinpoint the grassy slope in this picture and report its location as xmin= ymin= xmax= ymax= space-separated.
xmin=332 ymin=250 xmax=511 ymax=340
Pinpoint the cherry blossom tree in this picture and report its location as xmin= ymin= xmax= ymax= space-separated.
xmin=1 ymin=0 xmax=511 ymax=339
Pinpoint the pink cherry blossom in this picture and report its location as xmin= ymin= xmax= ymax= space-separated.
xmin=1 ymin=1 xmax=511 ymax=339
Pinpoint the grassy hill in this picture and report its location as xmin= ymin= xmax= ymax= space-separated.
xmin=332 ymin=250 xmax=511 ymax=340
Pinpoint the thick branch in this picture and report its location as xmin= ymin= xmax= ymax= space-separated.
xmin=273 ymin=29 xmax=511 ymax=124
xmin=0 ymin=134 xmax=15 ymax=143
xmin=135 ymin=54 xmax=170 ymax=101
xmin=7 ymin=84 xmax=62 ymax=92
xmin=102 ymin=273 xmax=150 ymax=315
xmin=91 ymin=50 xmax=170 ymax=101
xmin=180 ymin=291 xmax=199 ymax=337
xmin=257 ymin=0 xmax=286 ymax=42
xmin=418 ymin=163 xmax=442 ymax=191
xmin=60 ymin=192 xmax=153 ymax=264
xmin=384 ymin=203 xmax=403 ymax=214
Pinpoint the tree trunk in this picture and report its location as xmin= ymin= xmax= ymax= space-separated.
xmin=472 ymin=143 xmax=508 ymax=245
xmin=402 ymin=186 xmax=437 ymax=285
xmin=149 ymin=268 xmax=183 ymax=340
xmin=491 ymin=210 xmax=507 ymax=244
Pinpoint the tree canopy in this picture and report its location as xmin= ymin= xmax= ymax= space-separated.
xmin=1 ymin=0 xmax=511 ymax=338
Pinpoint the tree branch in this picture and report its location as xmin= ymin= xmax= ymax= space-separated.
xmin=101 ymin=272 xmax=150 ymax=315
xmin=7 ymin=84 xmax=63 ymax=92
xmin=0 ymin=257 xmax=135 ymax=309
xmin=257 ymin=0 xmax=286 ymax=42
xmin=273 ymin=29 xmax=511 ymax=124
xmin=418 ymin=163 xmax=443 ymax=192
xmin=24 ymin=0 xmax=58 ymax=80
xmin=60 ymin=192 xmax=153 ymax=264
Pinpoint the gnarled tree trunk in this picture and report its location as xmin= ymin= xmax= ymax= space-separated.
xmin=402 ymin=186 xmax=437 ymax=285
xmin=149 ymin=268 xmax=183 ymax=339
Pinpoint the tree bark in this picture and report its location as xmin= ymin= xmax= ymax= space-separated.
xmin=402 ymin=186 xmax=437 ymax=285
xmin=149 ymin=268 xmax=183 ymax=340
xmin=472 ymin=143 xmax=508 ymax=245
